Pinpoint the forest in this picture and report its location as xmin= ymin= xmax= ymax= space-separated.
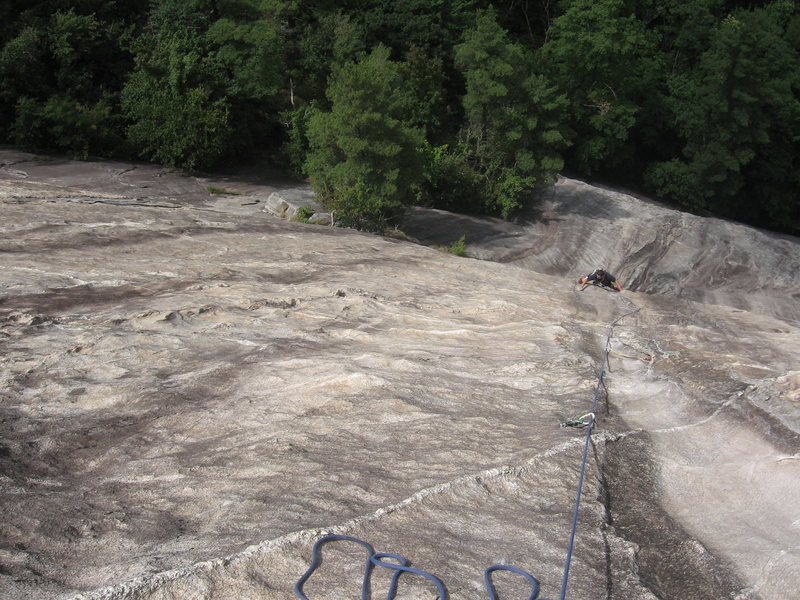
xmin=1 ymin=0 xmax=798 ymax=234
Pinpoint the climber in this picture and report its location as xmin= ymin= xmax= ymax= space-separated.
xmin=578 ymin=269 xmax=623 ymax=292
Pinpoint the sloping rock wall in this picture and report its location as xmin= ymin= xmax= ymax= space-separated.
xmin=401 ymin=177 xmax=800 ymax=322
xmin=1 ymin=150 xmax=798 ymax=600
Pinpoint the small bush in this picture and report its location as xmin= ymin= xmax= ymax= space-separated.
xmin=448 ymin=235 xmax=467 ymax=256
xmin=294 ymin=205 xmax=316 ymax=222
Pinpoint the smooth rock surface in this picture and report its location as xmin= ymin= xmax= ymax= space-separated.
xmin=402 ymin=178 xmax=800 ymax=322
xmin=1 ymin=150 xmax=798 ymax=600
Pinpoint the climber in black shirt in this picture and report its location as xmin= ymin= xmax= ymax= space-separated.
xmin=578 ymin=269 xmax=623 ymax=292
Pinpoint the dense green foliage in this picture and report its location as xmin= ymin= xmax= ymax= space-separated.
xmin=453 ymin=8 xmax=569 ymax=217
xmin=305 ymin=45 xmax=424 ymax=231
xmin=1 ymin=1 xmax=798 ymax=234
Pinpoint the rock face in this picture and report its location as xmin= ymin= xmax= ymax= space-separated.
xmin=1 ymin=149 xmax=798 ymax=600
xmin=401 ymin=178 xmax=800 ymax=322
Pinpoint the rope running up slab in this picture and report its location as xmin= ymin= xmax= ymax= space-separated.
xmin=295 ymin=309 xmax=640 ymax=600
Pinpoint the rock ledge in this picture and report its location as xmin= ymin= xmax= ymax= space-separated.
xmin=263 ymin=187 xmax=331 ymax=225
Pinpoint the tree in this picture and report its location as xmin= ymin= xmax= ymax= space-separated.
xmin=304 ymin=45 xmax=424 ymax=231
xmin=451 ymin=8 xmax=569 ymax=217
xmin=290 ymin=10 xmax=366 ymax=108
xmin=121 ymin=0 xmax=287 ymax=169
xmin=121 ymin=1 xmax=226 ymax=169
xmin=0 ymin=8 xmax=134 ymax=157
xmin=0 ymin=26 xmax=47 ymax=137
xmin=357 ymin=0 xmax=476 ymax=60
xmin=204 ymin=0 xmax=288 ymax=153
xmin=535 ymin=0 xmax=659 ymax=175
xmin=283 ymin=0 xmax=474 ymax=167
xmin=645 ymin=5 xmax=800 ymax=232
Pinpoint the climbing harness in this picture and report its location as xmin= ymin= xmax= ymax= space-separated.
xmin=295 ymin=308 xmax=641 ymax=600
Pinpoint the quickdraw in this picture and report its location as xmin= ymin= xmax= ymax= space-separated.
xmin=560 ymin=413 xmax=595 ymax=428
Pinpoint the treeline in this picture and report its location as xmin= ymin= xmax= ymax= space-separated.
xmin=1 ymin=1 xmax=798 ymax=234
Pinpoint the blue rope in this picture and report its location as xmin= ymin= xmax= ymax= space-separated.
xmin=371 ymin=552 xmax=448 ymax=599
xmin=295 ymin=534 xmax=551 ymax=599
xmin=484 ymin=565 xmax=542 ymax=600
xmin=558 ymin=376 xmax=602 ymax=599
xmin=295 ymin=310 xmax=639 ymax=600
xmin=294 ymin=535 xmax=376 ymax=600
xmin=559 ymin=309 xmax=638 ymax=599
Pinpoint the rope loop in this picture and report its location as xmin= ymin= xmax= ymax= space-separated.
xmin=294 ymin=534 xmax=550 ymax=600
xmin=294 ymin=534 xmax=376 ymax=600
xmin=484 ymin=565 xmax=552 ymax=600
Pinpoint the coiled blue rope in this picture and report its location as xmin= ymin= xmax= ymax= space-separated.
xmin=295 ymin=309 xmax=639 ymax=600
xmin=294 ymin=534 xmax=451 ymax=599
xmin=295 ymin=534 xmax=548 ymax=599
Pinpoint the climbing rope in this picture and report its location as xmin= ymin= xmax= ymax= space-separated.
xmin=559 ymin=308 xmax=639 ymax=600
xmin=295 ymin=308 xmax=641 ymax=600
xmin=294 ymin=533 xmax=542 ymax=600
xmin=294 ymin=534 xmax=450 ymax=600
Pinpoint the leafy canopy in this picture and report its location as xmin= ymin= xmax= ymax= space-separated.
xmin=452 ymin=8 xmax=569 ymax=217
xmin=305 ymin=45 xmax=424 ymax=231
